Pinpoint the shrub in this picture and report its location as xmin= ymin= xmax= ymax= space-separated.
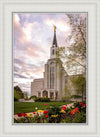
xmin=70 ymin=95 xmax=82 ymax=99
xmin=29 ymin=95 xmax=37 ymax=100
xmin=72 ymin=112 xmax=86 ymax=123
xmin=34 ymin=97 xmax=50 ymax=102
xmin=41 ymin=97 xmax=50 ymax=102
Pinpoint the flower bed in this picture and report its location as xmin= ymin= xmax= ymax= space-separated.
xmin=14 ymin=101 xmax=86 ymax=123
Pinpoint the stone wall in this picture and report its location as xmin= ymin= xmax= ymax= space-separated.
xmin=31 ymin=78 xmax=44 ymax=96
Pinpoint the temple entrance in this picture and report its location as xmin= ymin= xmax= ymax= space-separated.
xmin=50 ymin=92 xmax=54 ymax=99
xmin=43 ymin=90 xmax=48 ymax=98
xmin=38 ymin=92 xmax=41 ymax=97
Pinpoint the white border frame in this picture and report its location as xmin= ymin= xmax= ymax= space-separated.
xmin=0 ymin=0 xmax=100 ymax=137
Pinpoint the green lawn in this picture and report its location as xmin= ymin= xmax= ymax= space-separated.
xmin=14 ymin=101 xmax=72 ymax=114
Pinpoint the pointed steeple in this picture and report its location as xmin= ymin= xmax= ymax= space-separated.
xmin=52 ymin=25 xmax=57 ymax=47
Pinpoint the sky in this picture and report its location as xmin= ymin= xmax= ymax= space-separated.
xmin=13 ymin=13 xmax=76 ymax=95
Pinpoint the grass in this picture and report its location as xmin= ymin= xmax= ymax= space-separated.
xmin=14 ymin=101 xmax=72 ymax=115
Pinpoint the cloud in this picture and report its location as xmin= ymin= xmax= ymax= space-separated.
xmin=44 ymin=15 xmax=71 ymax=33
xmin=13 ymin=13 xmax=73 ymax=95
xmin=14 ymin=73 xmax=28 ymax=79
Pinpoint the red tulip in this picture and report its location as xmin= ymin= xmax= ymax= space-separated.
xmin=79 ymin=102 xmax=83 ymax=105
xmin=45 ymin=115 xmax=48 ymax=118
xmin=23 ymin=113 xmax=27 ymax=117
xmin=70 ymin=111 xmax=74 ymax=115
xmin=70 ymin=108 xmax=80 ymax=115
xmin=44 ymin=104 xmax=47 ymax=106
xmin=17 ymin=113 xmax=23 ymax=117
xmin=83 ymin=104 xmax=86 ymax=107
xmin=75 ymin=107 xmax=79 ymax=110
xmin=44 ymin=110 xmax=48 ymax=114
xmin=62 ymin=106 xmax=66 ymax=110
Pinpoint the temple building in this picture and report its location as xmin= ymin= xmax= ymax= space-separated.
xmin=31 ymin=26 xmax=68 ymax=100
xmin=31 ymin=26 xmax=85 ymax=100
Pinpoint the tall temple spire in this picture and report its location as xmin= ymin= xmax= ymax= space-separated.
xmin=52 ymin=25 xmax=57 ymax=47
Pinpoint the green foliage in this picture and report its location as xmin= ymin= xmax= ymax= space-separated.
xmin=24 ymin=92 xmax=29 ymax=100
xmin=74 ymin=101 xmax=86 ymax=113
xmin=48 ymin=105 xmax=62 ymax=123
xmin=71 ymin=75 xmax=86 ymax=100
xmin=14 ymin=86 xmax=24 ymax=100
xmin=14 ymin=86 xmax=23 ymax=92
xmin=71 ymin=75 xmax=86 ymax=91
xmin=14 ymin=101 xmax=69 ymax=114
xmin=70 ymin=94 xmax=82 ymax=99
xmin=34 ymin=97 xmax=50 ymax=102
xmin=63 ymin=85 xmax=71 ymax=99
xmin=72 ymin=112 xmax=86 ymax=123
xmin=14 ymin=101 xmax=86 ymax=123
xmin=48 ymin=105 xmax=61 ymax=116
xmin=61 ymin=117 xmax=71 ymax=123
xmin=29 ymin=95 xmax=37 ymax=100
xmin=14 ymin=118 xmax=26 ymax=123
xmin=56 ymin=14 xmax=86 ymax=74
xmin=27 ymin=117 xmax=38 ymax=123
xmin=61 ymin=97 xmax=70 ymax=102
xmin=66 ymin=14 xmax=86 ymax=71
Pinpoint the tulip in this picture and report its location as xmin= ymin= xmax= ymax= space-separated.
xmin=62 ymin=106 xmax=66 ymax=110
xmin=23 ymin=113 xmax=27 ymax=117
xmin=79 ymin=102 xmax=83 ymax=105
xmin=45 ymin=115 xmax=48 ymax=118
xmin=44 ymin=110 xmax=48 ymax=114
xmin=17 ymin=113 xmax=23 ymax=117
xmin=61 ymin=110 xmax=66 ymax=113
xmin=83 ymin=104 xmax=86 ymax=107
xmin=37 ymin=110 xmax=44 ymax=113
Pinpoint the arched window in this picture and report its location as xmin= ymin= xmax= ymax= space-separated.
xmin=52 ymin=49 xmax=54 ymax=55
xmin=50 ymin=62 xmax=55 ymax=89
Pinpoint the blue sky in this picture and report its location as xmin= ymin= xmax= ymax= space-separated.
xmin=14 ymin=13 xmax=83 ymax=95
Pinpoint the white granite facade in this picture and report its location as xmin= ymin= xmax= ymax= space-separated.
xmin=31 ymin=26 xmax=81 ymax=100
xmin=31 ymin=26 xmax=68 ymax=100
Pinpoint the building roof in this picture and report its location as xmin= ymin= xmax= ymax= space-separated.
xmin=52 ymin=25 xmax=57 ymax=47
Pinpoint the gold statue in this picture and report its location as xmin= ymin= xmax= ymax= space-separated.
xmin=54 ymin=25 xmax=56 ymax=32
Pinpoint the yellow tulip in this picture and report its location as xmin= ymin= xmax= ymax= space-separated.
xmin=27 ymin=113 xmax=32 ymax=117
xmin=61 ymin=110 xmax=66 ymax=113
xmin=37 ymin=110 xmax=44 ymax=113
xmin=51 ymin=114 xmax=58 ymax=117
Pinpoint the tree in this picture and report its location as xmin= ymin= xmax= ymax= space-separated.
xmin=67 ymin=14 xmax=86 ymax=72
xmin=70 ymin=75 xmax=86 ymax=101
xmin=14 ymin=86 xmax=24 ymax=100
xmin=56 ymin=14 xmax=87 ymax=99
xmin=56 ymin=13 xmax=86 ymax=74
xmin=24 ymin=92 xmax=29 ymax=100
